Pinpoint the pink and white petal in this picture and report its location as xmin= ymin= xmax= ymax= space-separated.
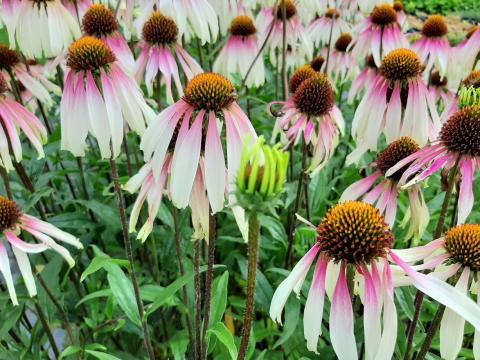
xmin=4 ymin=231 xmax=48 ymax=253
xmin=170 ymin=110 xmax=205 ymax=209
xmin=474 ymin=275 xmax=480 ymax=360
xmin=204 ymin=112 xmax=226 ymax=213
xmin=270 ymin=245 xmax=320 ymax=324
xmin=457 ymin=158 xmax=474 ymax=224
xmin=11 ymin=245 xmax=36 ymax=297
xmin=440 ymin=267 xmax=470 ymax=360
xmin=390 ymin=251 xmax=480 ymax=332
xmin=26 ymin=228 xmax=75 ymax=268
xmin=329 ymin=263 xmax=358 ymax=360
xmin=363 ymin=265 xmax=381 ymax=360
xmin=339 ymin=171 xmax=382 ymax=202
xmin=304 ymin=255 xmax=328 ymax=353
xmin=0 ymin=242 xmax=17 ymax=305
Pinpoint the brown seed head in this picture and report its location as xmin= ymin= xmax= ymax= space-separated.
xmin=184 ymin=73 xmax=236 ymax=112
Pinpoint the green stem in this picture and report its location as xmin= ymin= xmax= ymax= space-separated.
xmin=238 ymin=212 xmax=261 ymax=360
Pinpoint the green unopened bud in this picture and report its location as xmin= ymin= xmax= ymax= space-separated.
xmin=459 ymin=86 xmax=480 ymax=108
xmin=236 ymin=136 xmax=289 ymax=212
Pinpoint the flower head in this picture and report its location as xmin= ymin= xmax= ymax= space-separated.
xmin=289 ymin=64 xmax=317 ymax=93
xmin=143 ymin=11 xmax=179 ymax=46
xmin=293 ymin=73 xmax=334 ymax=117
xmin=0 ymin=45 xmax=20 ymax=70
xmin=445 ymin=224 xmax=480 ymax=270
xmin=317 ymin=201 xmax=393 ymax=263
xmin=370 ymin=3 xmax=397 ymax=27
xmin=379 ymin=48 xmax=422 ymax=82
xmin=67 ymin=36 xmax=116 ymax=72
xmin=236 ymin=136 xmax=289 ymax=212
xmin=0 ymin=195 xmax=82 ymax=305
xmin=82 ymin=4 xmax=118 ymax=37
xmin=310 ymin=55 xmax=325 ymax=72
xmin=421 ymin=15 xmax=448 ymax=38
xmin=230 ymin=15 xmax=257 ymax=37
xmin=184 ymin=73 xmax=236 ymax=112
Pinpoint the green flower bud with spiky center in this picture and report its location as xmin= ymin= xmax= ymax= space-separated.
xmin=236 ymin=136 xmax=289 ymax=212
xmin=459 ymin=86 xmax=480 ymax=108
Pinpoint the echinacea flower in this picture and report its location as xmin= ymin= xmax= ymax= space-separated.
xmin=413 ymin=15 xmax=451 ymax=77
xmin=287 ymin=64 xmax=317 ymax=94
xmin=0 ymin=73 xmax=47 ymax=171
xmin=275 ymin=72 xmax=344 ymax=175
xmin=82 ymin=3 xmax=135 ymax=74
xmin=351 ymin=3 xmax=408 ymax=67
xmin=340 ymin=137 xmax=429 ymax=241
xmin=135 ymin=11 xmax=202 ymax=103
xmin=139 ymin=72 xmax=257 ymax=239
xmin=257 ymin=0 xmax=313 ymax=69
xmin=133 ymin=0 xmax=219 ymax=45
xmin=308 ymin=9 xmax=350 ymax=49
xmin=447 ymin=26 xmax=480 ymax=89
xmin=394 ymin=224 xmax=480 ymax=360
xmin=270 ymin=201 xmax=480 ymax=359
xmin=358 ymin=0 xmax=393 ymax=13
xmin=386 ymin=105 xmax=480 ymax=224
xmin=62 ymin=0 xmax=91 ymax=21
xmin=213 ymin=15 xmax=265 ymax=88
xmin=348 ymin=48 xmax=440 ymax=163
xmin=61 ymin=36 xmax=155 ymax=159
xmin=1 ymin=0 xmax=81 ymax=58
xmin=323 ymin=33 xmax=358 ymax=83
xmin=0 ymin=195 xmax=82 ymax=305
xmin=0 ymin=44 xmax=60 ymax=108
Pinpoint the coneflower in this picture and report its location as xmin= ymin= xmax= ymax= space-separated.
xmin=135 ymin=11 xmax=202 ymax=103
xmin=308 ymin=8 xmax=351 ymax=49
xmin=1 ymin=0 xmax=81 ymax=58
xmin=323 ymin=33 xmax=357 ymax=83
xmin=214 ymin=15 xmax=265 ymax=88
xmin=348 ymin=48 xmax=440 ymax=163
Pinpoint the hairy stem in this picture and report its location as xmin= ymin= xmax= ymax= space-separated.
xmin=238 ymin=213 xmax=260 ymax=360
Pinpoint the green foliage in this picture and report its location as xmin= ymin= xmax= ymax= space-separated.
xmin=404 ymin=0 xmax=479 ymax=15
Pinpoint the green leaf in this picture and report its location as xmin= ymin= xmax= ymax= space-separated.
xmin=207 ymin=322 xmax=237 ymax=360
xmin=59 ymin=346 xmax=82 ymax=359
xmin=0 ymin=305 xmax=23 ymax=341
xmin=75 ymin=200 xmax=120 ymax=230
xmin=80 ymin=255 xmax=130 ymax=282
xmin=273 ymin=297 xmax=300 ymax=348
xmin=105 ymin=263 xmax=141 ymax=326
xmin=76 ymin=289 xmax=112 ymax=307
xmin=85 ymin=350 xmax=122 ymax=360
xmin=209 ymin=271 xmax=229 ymax=326
xmin=147 ymin=264 xmax=225 ymax=316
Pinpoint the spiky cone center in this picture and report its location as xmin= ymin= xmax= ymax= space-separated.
xmin=380 ymin=48 xmax=422 ymax=81
xmin=371 ymin=4 xmax=397 ymax=26
xmin=440 ymin=105 xmax=480 ymax=156
xmin=467 ymin=26 xmax=480 ymax=39
xmin=463 ymin=71 xmax=480 ymax=89
xmin=293 ymin=73 xmax=334 ymax=117
xmin=445 ymin=224 xmax=480 ymax=271
xmin=0 ymin=45 xmax=19 ymax=70
xmin=376 ymin=136 xmax=420 ymax=181
xmin=0 ymin=196 xmax=21 ymax=233
xmin=230 ymin=15 xmax=256 ymax=37
xmin=422 ymin=15 xmax=448 ymax=38
xmin=393 ymin=1 xmax=404 ymax=11
xmin=430 ymin=71 xmax=447 ymax=87
xmin=334 ymin=33 xmax=352 ymax=52
xmin=67 ymin=36 xmax=116 ymax=72
xmin=289 ymin=65 xmax=316 ymax=93
xmin=325 ymin=8 xmax=340 ymax=19
xmin=317 ymin=201 xmax=394 ymax=264
xmin=143 ymin=11 xmax=178 ymax=46
xmin=82 ymin=4 xmax=118 ymax=37
xmin=310 ymin=55 xmax=325 ymax=71
xmin=184 ymin=73 xmax=236 ymax=112
xmin=275 ymin=0 xmax=297 ymax=20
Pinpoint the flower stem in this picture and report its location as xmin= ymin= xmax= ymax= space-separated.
xmin=172 ymin=207 xmax=194 ymax=352
xmin=194 ymin=239 xmax=202 ymax=359
xmin=285 ymin=138 xmax=308 ymax=267
xmin=404 ymin=156 xmax=460 ymax=360
xmin=201 ymin=213 xmax=217 ymax=360
xmin=281 ymin=0 xmax=288 ymax=100
xmin=414 ymin=305 xmax=446 ymax=360
xmin=238 ymin=212 xmax=261 ymax=360
xmin=109 ymin=157 xmax=155 ymax=360
xmin=34 ymin=302 xmax=60 ymax=358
